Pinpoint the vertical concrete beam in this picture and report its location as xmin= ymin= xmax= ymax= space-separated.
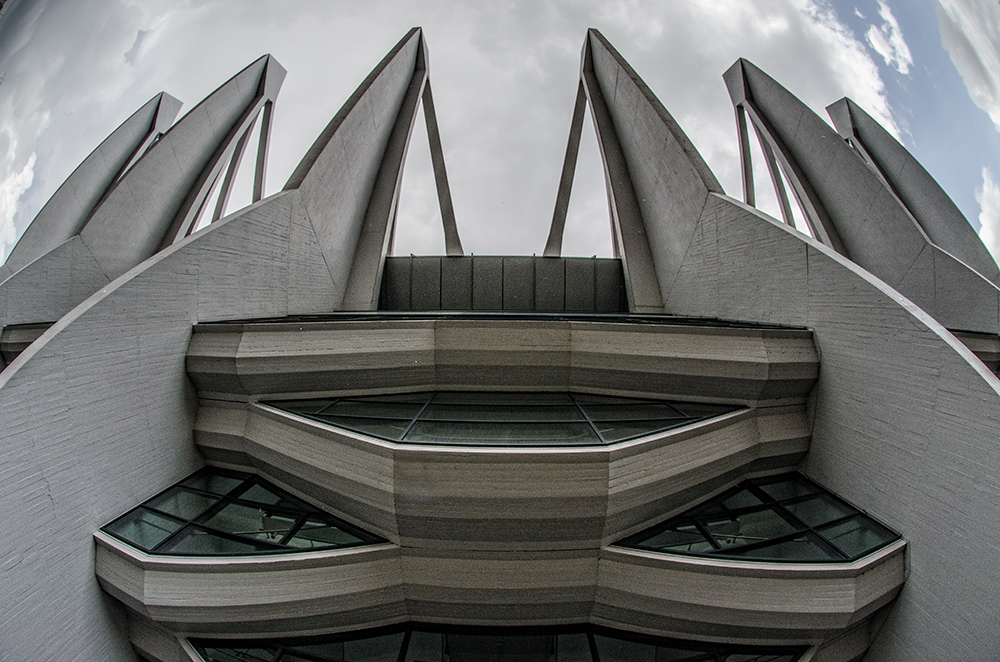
xmin=735 ymin=104 xmax=755 ymax=207
xmin=340 ymin=34 xmax=428 ymax=310
xmin=581 ymin=34 xmax=664 ymax=313
xmin=159 ymin=55 xmax=286 ymax=246
xmin=544 ymin=81 xmax=588 ymax=257
xmin=422 ymin=82 xmax=464 ymax=257
xmin=253 ymin=100 xmax=274 ymax=203
xmin=288 ymin=28 xmax=424 ymax=310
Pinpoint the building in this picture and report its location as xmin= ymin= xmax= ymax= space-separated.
xmin=1 ymin=26 xmax=999 ymax=662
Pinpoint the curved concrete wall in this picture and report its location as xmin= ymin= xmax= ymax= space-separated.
xmin=0 ymin=29 xmax=425 ymax=662
xmin=589 ymin=28 xmax=1000 ymax=659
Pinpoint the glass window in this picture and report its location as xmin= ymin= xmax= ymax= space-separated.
xmin=192 ymin=625 xmax=805 ymax=662
xmin=266 ymin=392 xmax=741 ymax=447
xmin=102 ymin=468 xmax=383 ymax=556
xmin=103 ymin=507 xmax=183 ymax=551
xmin=620 ymin=473 xmax=900 ymax=562
xmin=147 ymin=487 xmax=218 ymax=520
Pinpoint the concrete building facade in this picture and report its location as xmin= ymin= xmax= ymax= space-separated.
xmin=0 ymin=27 xmax=998 ymax=662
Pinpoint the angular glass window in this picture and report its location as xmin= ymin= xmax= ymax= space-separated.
xmin=102 ymin=467 xmax=382 ymax=556
xmin=192 ymin=625 xmax=806 ymax=662
xmin=619 ymin=473 xmax=900 ymax=562
xmin=265 ymin=392 xmax=741 ymax=447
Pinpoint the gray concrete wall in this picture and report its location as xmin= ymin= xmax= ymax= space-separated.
xmin=0 ymin=189 xmax=333 ymax=661
xmin=0 ymin=30 xmax=423 ymax=659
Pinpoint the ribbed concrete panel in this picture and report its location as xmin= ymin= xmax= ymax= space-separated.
xmin=193 ymin=403 xmax=808 ymax=550
xmin=827 ymin=97 xmax=1000 ymax=286
xmin=95 ymin=533 xmax=405 ymax=637
xmin=724 ymin=59 xmax=1000 ymax=335
xmin=186 ymin=319 xmax=818 ymax=405
xmin=593 ymin=543 xmax=905 ymax=644
xmin=379 ymin=256 xmax=625 ymax=312
xmin=0 ymin=92 xmax=181 ymax=279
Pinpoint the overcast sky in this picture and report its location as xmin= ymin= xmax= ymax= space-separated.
xmin=2 ymin=0 xmax=1000 ymax=263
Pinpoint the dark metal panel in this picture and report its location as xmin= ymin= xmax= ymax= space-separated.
xmin=472 ymin=257 xmax=503 ymax=310
xmin=410 ymin=257 xmax=442 ymax=310
xmin=441 ymin=257 xmax=473 ymax=310
xmin=565 ymin=259 xmax=596 ymax=312
xmin=534 ymin=258 xmax=566 ymax=312
xmin=379 ymin=257 xmax=411 ymax=310
xmin=502 ymin=257 xmax=535 ymax=311
xmin=594 ymin=259 xmax=627 ymax=312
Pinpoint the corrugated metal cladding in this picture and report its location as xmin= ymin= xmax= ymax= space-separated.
xmin=380 ymin=256 xmax=628 ymax=312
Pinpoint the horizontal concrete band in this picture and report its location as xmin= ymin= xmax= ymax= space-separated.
xmin=194 ymin=402 xmax=810 ymax=547
xmin=186 ymin=319 xmax=819 ymax=405
xmin=95 ymin=532 xmax=904 ymax=646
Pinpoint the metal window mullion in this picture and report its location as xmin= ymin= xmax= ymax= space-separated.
xmin=569 ymin=393 xmax=605 ymax=443
xmin=276 ymin=513 xmax=309 ymax=546
xmin=400 ymin=396 xmax=434 ymax=441
xmin=691 ymin=518 xmax=723 ymax=551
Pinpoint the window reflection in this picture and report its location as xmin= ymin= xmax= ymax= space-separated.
xmin=103 ymin=468 xmax=382 ymax=556
xmin=620 ymin=474 xmax=899 ymax=562
xmin=267 ymin=392 xmax=741 ymax=447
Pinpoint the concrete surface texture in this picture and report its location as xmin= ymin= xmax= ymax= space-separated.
xmin=1 ymin=25 xmax=999 ymax=662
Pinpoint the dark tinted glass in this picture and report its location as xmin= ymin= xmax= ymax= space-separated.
xmin=268 ymin=392 xmax=741 ymax=447
xmin=621 ymin=473 xmax=900 ymax=562
xmin=193 ymin=625 xmax=804 ymax=662
xmin=102 ymin=468 xmax=382 ymax=556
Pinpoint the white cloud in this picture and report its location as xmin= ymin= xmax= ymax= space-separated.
xmin=865 ymin=0 xmax=913 ymax=75
xmin=0 ymin=150 xmax=35 ymax=262
xmin=977 ymin=167 xmax=1000 ymax=263
xmin=936 ymin=0 xmax=1000 ymax=133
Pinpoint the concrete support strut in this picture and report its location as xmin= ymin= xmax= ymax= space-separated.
xmin=580 ymin=32 xmax=665 ymax=313
xmin=422 ymin=82 xmax=464 ymax=257
xmin=544 ymin=81 xmax=588 ymax=257
xmin=827 ymin=96 xmax=1000 ymax=285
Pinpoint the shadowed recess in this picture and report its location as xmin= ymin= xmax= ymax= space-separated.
xmin=265 ymin=392 xmax=742 ymax=446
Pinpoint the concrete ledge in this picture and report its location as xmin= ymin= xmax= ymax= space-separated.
xmin=98 ymin=530 xmax=901 ymax=655
xmin=186 ymin=319 xmax=819 ymax=405
xmin=193 ymin=403 xmax=809 ymax=549
xmin=95 ymin=532 xmax=406 ymax=637
xmin=593 ymin=541 xmax=906 ymax=645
